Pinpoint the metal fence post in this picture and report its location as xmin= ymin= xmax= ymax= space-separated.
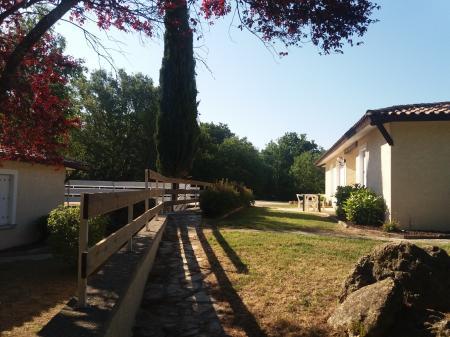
xmin=77 ymin=194 xmax=89 ymax=307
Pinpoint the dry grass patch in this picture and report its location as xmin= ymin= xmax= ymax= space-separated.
xmin=204 ymin=228 xmax=380 ymax=337
xmin=0 ymin=258 xmax=76 ymax=336
xmin=203 ymin=206 xmax=450 ymax=336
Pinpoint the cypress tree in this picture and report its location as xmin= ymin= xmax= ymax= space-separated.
xmin=156 ymin=0 xmax=199 ymax=177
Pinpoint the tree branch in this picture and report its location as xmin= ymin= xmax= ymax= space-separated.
xmin=0 ymin=0 xmax=44 ymax=26
xmin=0 ymin=0 xmax=80 ymax=101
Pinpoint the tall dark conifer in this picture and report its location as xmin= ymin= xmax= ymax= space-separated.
xmin=156 ymin=0 xmax=199 ymax=177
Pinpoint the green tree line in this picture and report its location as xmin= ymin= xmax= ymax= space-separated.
xmin=68 ymin=70 xmax=324 ymax=200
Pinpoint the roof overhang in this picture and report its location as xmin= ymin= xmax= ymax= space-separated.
xmin=316 ymin=114 xmax=373 ymax=167
xmin=316 ymin=103 xmax=450 ymax=167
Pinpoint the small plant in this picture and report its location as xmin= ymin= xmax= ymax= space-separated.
xmin=343 ymin=188 xmax=386 ymax=227
xmin=47 ymin=205 xmax=108 ymax=265
xmin=334 ymin=184 xmax=363 ymax=220
xmin=350 ymin=320 xmax=367 ymax=337
xmin=383 ymin=219 xmax=399 ymax=232
xmin=200 ymin=180 xmax=254 ymax=217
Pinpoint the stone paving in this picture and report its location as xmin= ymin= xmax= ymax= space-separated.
xmin=133 ymin=212 xmax=231 ymax=337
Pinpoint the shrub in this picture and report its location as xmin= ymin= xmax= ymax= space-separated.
xmin=343 ymin=188 xmax=386 ymax=227
xmin=34 ymin=214 xmax=50 ymax=241
xmin=200 ymin=181 xmax=254 ymax=217
xmin=236 ymin=184 xmax=255 ymax=207
xmin=335 ymin=184 xmax=363 ymax=220
xmin=383 ymin=220 xmax=399 ymax=232
xmin=47 ymin=205 xmax=108 ymax=265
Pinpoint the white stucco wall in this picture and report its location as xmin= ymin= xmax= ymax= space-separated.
xmin=0 ymin=160 xmax=65 ymax=250
xmin=323 ymin=127 xmax=391 ymax=213
xmin=390 ymin=121 xmax=450 ymax=231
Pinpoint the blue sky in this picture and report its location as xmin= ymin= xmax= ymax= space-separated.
xmin=56 ymin=0 xmax=450 ymax=150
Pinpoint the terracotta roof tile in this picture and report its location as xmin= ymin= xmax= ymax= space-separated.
xmin=367 ymin=102 xmax=450 ymax=117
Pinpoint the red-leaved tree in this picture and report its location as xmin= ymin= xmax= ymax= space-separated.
xmin=0 ymin=21 xmax=81 ymax=165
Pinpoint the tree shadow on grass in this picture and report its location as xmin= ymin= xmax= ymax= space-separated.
xmin=214 ymin=207 xmax=338 ymax=234
xmin=196 ymin=225 xmax=268 ymax=337
xmin=210 ymin=226 xmax=248 ymax=274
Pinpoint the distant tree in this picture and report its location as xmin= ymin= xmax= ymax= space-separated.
xmin=156 ymin=0 xmax=199 ymax=177
xmin=216 ymin=137 xmax=267 ymax=195
xmin=290 ymin=151 xmax=325 ymax=194
xmin=69 ymin=69 xmax=159 ymax=180
xmin=191 ymin=123 xmax=232 ymax=181
xmin=200 ymin=122 xmax=234 ymax=145
xmin=262 ymin=132 xmax=322 ymax=200
xmin=192 ymin=123 xmax=268 ymax=195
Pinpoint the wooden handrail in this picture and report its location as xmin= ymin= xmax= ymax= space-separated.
xmin=81 ymin=189 xmax=165 ymax=219
xmin=77 ymin=170 xmax=210 ymax=307
xmin=146 ymin=169 xmax=212 ymax=187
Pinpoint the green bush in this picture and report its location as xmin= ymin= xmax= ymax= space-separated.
xmin=200 ymin=181 xmax=254 ymax=217
xmin=236 ymin=184 xmax=255 ymax=207
xmin=343 ymin=188 xmax=386 ymax=227
xmin=47 ymin=205 xmax=108 ymax=265
xmin=335 ymin=184 xmax=363 ymax=220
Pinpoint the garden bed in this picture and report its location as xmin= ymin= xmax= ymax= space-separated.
xmin=339 ymin=220 xmax=450 ymax=240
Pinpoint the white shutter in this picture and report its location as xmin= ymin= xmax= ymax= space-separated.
xmin=363 ymin=150 xmax=369 ymax=186
xmin=356 ymin=153 xmax=361 ymax=184
xmin=0 ymin=174 xmax=12 ymax=225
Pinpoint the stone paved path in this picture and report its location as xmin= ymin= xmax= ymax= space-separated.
xmin=133 ymin=212 xmax=232 ymax=337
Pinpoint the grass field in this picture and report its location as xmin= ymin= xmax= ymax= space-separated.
xmin=204 ymin=205 xmax=450 ymax=337
xmin=214 ymin=205 xmax=340 ymax=233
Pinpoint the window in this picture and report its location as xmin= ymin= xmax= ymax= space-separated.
xmin=0 ymin=170 xmax=18 ymax=226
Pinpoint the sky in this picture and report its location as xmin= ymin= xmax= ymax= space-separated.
xmin=56 ymin=0 xmax=450 ymax=150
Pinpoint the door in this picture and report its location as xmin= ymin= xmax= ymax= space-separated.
xmin=0 ymin=174 xmax=12 ymax=225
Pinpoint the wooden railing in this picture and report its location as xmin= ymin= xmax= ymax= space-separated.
xmin=77 ymin=169 xmax=211 ymax=306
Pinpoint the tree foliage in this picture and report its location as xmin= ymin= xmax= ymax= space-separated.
xmin=69 ymin=69 xmax=159 ymax=180
xmin=262 ymin=132 xmax=322 ymax=199
xmin=1 ymin=0 xmax=378 ymax=166
xmin=192 ymin=124 xmax=323 ymax=200
xmin=0 ymin=0 xmax=379 ymax=102
xmin=0 ymin=22 xmax=81 ymax=165
xmin=156 ymin=0 xmax=199 ymax=177
xmin=290 ymin=151 xmax=325 ymax=194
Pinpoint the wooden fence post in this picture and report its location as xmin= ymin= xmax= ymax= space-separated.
xmin=127 ymin=204 xmax=133 ymax=251
xmin=172 ymin=182 xmax=178 ymax=212
xmin=145 ymin=169 xmax=150 ymax=231
xmin=78 ymin=194 xmax=89 ymax=307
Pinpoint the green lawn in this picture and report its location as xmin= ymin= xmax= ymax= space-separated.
xmin=204 ymin=205 xmax=450 ymax=337
xmin=214 ymin=205 xmax=339 ymax=233
xmin=204 ymin=206 xmax=381 ymax=336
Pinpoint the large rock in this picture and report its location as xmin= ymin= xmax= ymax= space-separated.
xmin=339 ymin=243 xmax=450 ymax=311
xmin=328 ymin=278 xmax=403 ymax=337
